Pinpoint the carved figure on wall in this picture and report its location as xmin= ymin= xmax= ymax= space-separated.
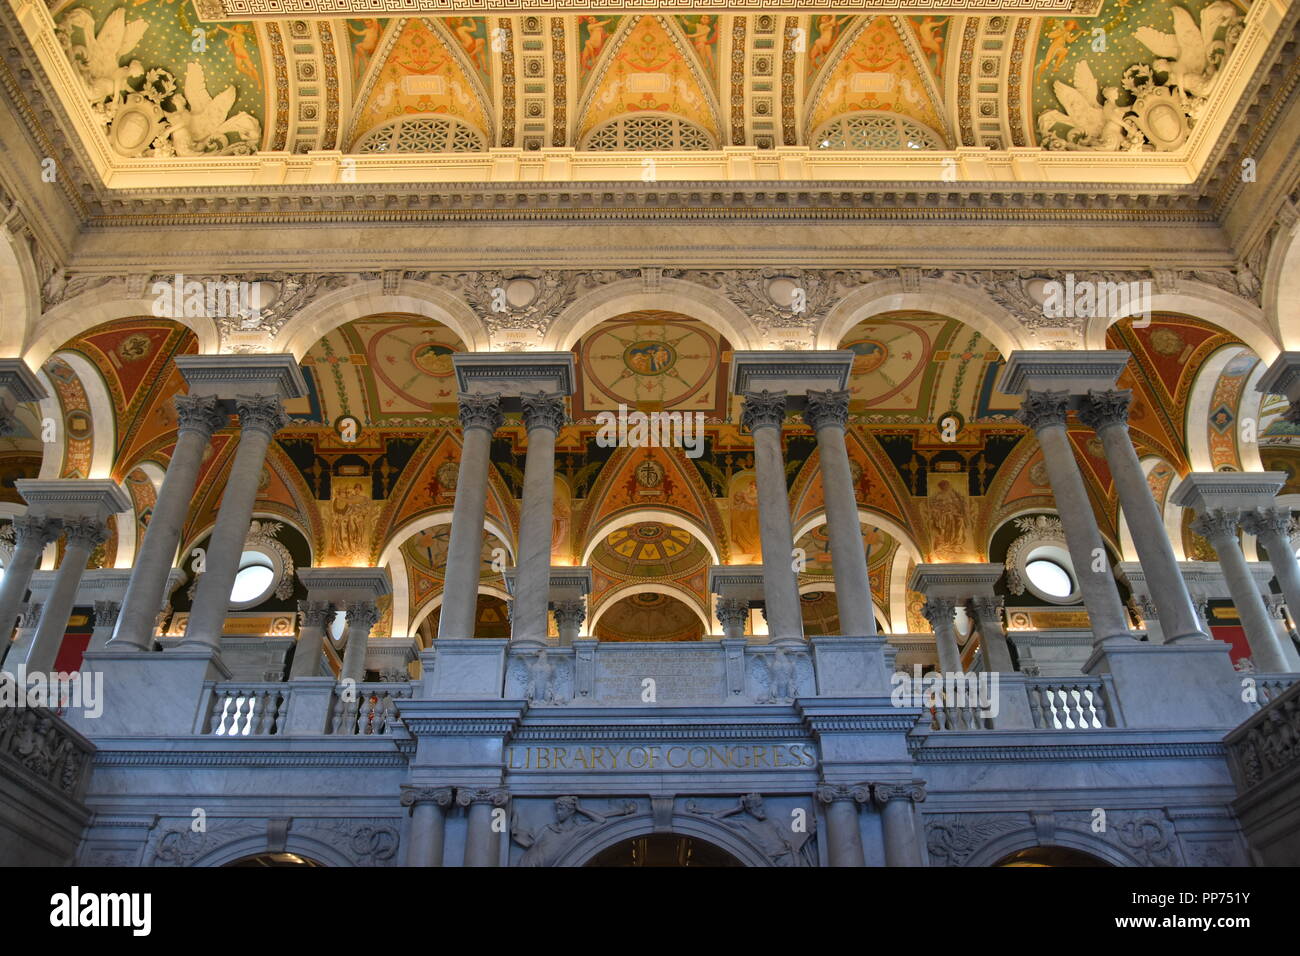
xmin=686 ymin=793 xmax=815 ymax=866
xmin=512 ymin=796 xmax=636 ymax=867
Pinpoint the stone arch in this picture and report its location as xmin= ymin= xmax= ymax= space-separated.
xmin=1184 ymin=343 xmax=1257 ymax=472
xmin=796 ymin=579 xmax=888 ymax=633
xmin=378 ymin=511 xmax=514 ymax=637
xmin=817 ymin=277 xmax=1025 ymax=359
xmin=551 ymin=811 xmax=774 ymax=867
xmin=0 ymin=231 xmax=39 ymax=357
xmin=191 ymin=833 xmax=354 ymax=868
xmin=588 ymin=580 xmax=711 ymax=638
xmin=545 ymin=277 xmax=761 ymax=352
xmin=959 ymin=826 xmax=1139 ymax=867
xmin=1088 ymin=287 xmax=1279 ymax=363
xmin=580 ymin=507 xmax=722 ymax=568
xmin=276 ymin=280 xmax=487 ymax=359
xmin=409 ymin=582 xmax=511 ymax=639
xmin=1262 ymin=213 xmax=1300 ymax=349
xmin=26 ymin=294 xmax=219 ymax=368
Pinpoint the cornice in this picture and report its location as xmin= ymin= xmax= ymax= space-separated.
xmin=909 ymin=740 xmax=1227 ymax=762
xmin=93 ymin=750 xmax=409 ymax=768
xmin=510 ymin=722 xmax=809 ymax=742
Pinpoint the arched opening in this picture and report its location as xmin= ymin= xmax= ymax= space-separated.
xmin=593 ymin=590 xmax=706 ymax=642
xmin=585 ymin=834 xmax=744 ymax=867
xmin=222 ymin=853 xmax=324 ymax=867
xmin=994 ymin=845 xmax=1112 ymax=867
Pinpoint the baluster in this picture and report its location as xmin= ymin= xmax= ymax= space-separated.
xmin=1027 ymin=685 xmax=1045 ymax=729
xmin=229 ymin=694 xmax=249 ymax=736
xmin=251 ymin=690 xmax=270 ymax=735
xmin=208 ymin=690 xmax=229 ymax=735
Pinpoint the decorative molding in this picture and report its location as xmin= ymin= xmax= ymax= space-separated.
xmin=1004 ymin=515 xmax=1067 ymax=595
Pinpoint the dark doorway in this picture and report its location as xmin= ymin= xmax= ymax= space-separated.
xmin=223 ymin=853 xmax=323 ymax=867
xmin=586 ymin=834 xmax=744 ymax=867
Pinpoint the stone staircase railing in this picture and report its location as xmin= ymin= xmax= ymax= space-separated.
xmin=198 ymin=681 xmax=412 ymax=736
xmin=1224 ymin=676 xmax=1300 ymax=792
xmin=1025 ymin=677 xmax=1115 ymax=730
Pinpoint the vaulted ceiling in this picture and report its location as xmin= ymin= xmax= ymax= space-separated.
xmin=43 ymin=0 xmax=1258 ymax=163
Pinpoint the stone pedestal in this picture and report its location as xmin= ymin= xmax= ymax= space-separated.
xmin=1083 ymin=639 xmax=1251 ymax=729
xmin=280 ymin=676 xmax=337 ymax=735
xmin=420 ymin=640 xmax=508 ymax=699
xmin=70 ymin=648 xmax=230 ymax=737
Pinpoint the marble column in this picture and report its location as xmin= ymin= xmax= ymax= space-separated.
xmin=816 ymin=784 xmax=869 ymax=866
xmin=1191 ymin=510 xmax=1291 ymax=673
xmin=1016 ymin=391 xmax=1132 ymax=644
xmin=340 ymin=601 xmax=380 ymax=683
xmin=1242 ymin=508 xmax=1300 ymax=639
xmin=1261 ymin=595 xmax=1300 ymax=670
xmin=804 ymin=390 xmax=876 ymax=636
xmin=113 ymin=394 xmax=227 ymax=651
xmin=920 ymin=597 xmax=961 ymax=673
xmin=551 ymin=599 xmax=585 ymax=647
xmin=458 ymin=787 xmax=508 ymax=867
xmin=182 ymin=395 xmax=288 ymax=654
xmin=290 ymin=600 xmax=334 ymax=679
xmin=87 ymin=600 xmax=121 ymax=653
xmin=716 ymin=598 xmax=749 ymax=640
xmin=25 ymin=518 xmax=108 ymax=674
xmin=511 ymin=393 xmax=566 ymax=644
xmin=401 ymin=786 xmax=454 ymax=867
xmin=6 ymin=602 xmax=43 ymax=669
xmin=970 ymin=595 xmax=1014 ymax=672
xmin=1079 ymin=390 xmax=1208 ymax=643
xmin=873 ymin=782 xmax=926 ymax=867
xmin=0 ymin=516 xmax=61 ymax=666
xmin=437 ymin=394 xmax=503 ymax=641
xmin=740 ymin=391 xmax=803 ymax=642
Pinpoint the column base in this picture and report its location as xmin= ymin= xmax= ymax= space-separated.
xmin=1083 ymin=639 xmax=1251 ymax=729
xmin=70 ymin=647 xmax=230 ymax=737
xmin=421 ymin=640 xmax=508 ymax=699
xmin=809 ymin=635 xmax=891 ymax=697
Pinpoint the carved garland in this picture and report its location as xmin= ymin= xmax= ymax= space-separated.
xmin=1003 ymin=514 xmax=1068 ymax=596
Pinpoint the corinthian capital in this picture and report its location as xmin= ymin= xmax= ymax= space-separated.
xmin=174 ymin=393 xmax=229 ymax=437
xmin=520 ymin=392 xmax=567 ymax=434
xmin=297 ymin=599 xmax=335 ymax=629
xmin=234 ymin=394 xmax=289 ymax=437
xmin=969 ymin=595 xmax=1005 ymax=626
xmin=11 ymin=514 xmax=62 ymax=548
xmin=1191 ymin=508 xmax=1242 ymax=544
xmin=1077 ymin=389 xmax=1132 ymax=432
xmin=920 ymin=597 xmax=958 ymax=628
xmin=345 ymin=601 xmax=381 ymax=633
xmin=1239 ymin=507 xmax=1294 ymax=540
xmin=458 ymin=393 xmax=504 ymax=433
xmin=715 ymin=597 xmax=750 ymax=632
xmin=740 ymin=390 xmax=787 ymax=433
xmin=803 ymin=389 xmax=850 ymax=432
xmin=63 ymin=516 xmax=109 ymax=551
xmin=1014 ymin=390 xmax=1070 ymax=431
xmin=551 ymin=598 xmax=586 ymax=631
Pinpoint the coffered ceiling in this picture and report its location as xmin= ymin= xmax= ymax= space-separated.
xmin=11 ymin=0 xmax=1282 ymax=190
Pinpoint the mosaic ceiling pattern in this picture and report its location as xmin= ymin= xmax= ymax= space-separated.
xmin=41 ymin=1 xmax=1256 ymax=159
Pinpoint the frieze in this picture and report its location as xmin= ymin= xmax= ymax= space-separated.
xmin=197 ymin=1 xmax=1101 ymax=18
xmin=506 ymin=742 xmax=818 ymax=772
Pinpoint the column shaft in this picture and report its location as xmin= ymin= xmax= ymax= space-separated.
xmin=0 ymin=517 xmax=58 ymax=667
xmin=1196 ymin=512 xmax=1290 ymax=672
xmin=874 ymin=784 xmax=925 ymax=867
xmin=290 ymin=600 xmax=333 ymax=679
xmin=182 ymin=397 xmax=286 ymax=653
xmin=1018 ymin=393 xmax=1131 ymax=643
xmin=113 ymin=395 xmax=225 ymax=650
xmin=922 ymin=598 xmax=962 ymax=673
xmin=1247 ymin=513 xmax=1300 ymax=638
xmin=818 ymin=786 xmax=868 ymax=866
xmin=743 ymin=392 xmax=802 ymax=641
xmin=341 ymin=602 xmax=379 ymax=683
xmin=512 ymin=394 xmax=564 ymax=643
xmin=1082 ymin=392 xmax=1206 ymax=643
xmin=25 ymin=521 xmax=104 ymax=674
xmin=806 ymin=391 xmax=875 ymax=636
xmin=438 ymin=396 xmax=502 ymax=640
xmin=459 ymin=789 xmax=506 ymax=867
xmin=401 ymin=787 xmax=452 ymax=867
xmin=972 ymin=597 xmax=1014 ymax=672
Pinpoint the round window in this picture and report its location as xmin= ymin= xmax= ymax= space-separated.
xmin=229 ymin=550 xmax=277 ymax=607
xmin=1025 ymin=558 xmax=1073 ymax=598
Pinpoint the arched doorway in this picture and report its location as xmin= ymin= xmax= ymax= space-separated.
xmin=222 ymin=853 xmax=323 ymax=867
xmin=585 ymin=834 xmax=744 ymax=867
xmin=994 ymin=846 xmax=1111 ymax=867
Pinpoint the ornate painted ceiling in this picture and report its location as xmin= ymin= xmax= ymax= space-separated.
xmin=28 ymin=0 xmax=1267 ymax=180
xmin=5 ymin=304 xmax=1299 ymax=643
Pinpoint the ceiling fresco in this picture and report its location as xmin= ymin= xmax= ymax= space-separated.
xmin=33 ymin=1 xmax=1266 ymax=162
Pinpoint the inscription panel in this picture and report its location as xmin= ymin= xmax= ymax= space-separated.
xmin=507 ymin=742 xmax=818 ymax=773
xmin=594 ymin=648 xmax=727 ymax=704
